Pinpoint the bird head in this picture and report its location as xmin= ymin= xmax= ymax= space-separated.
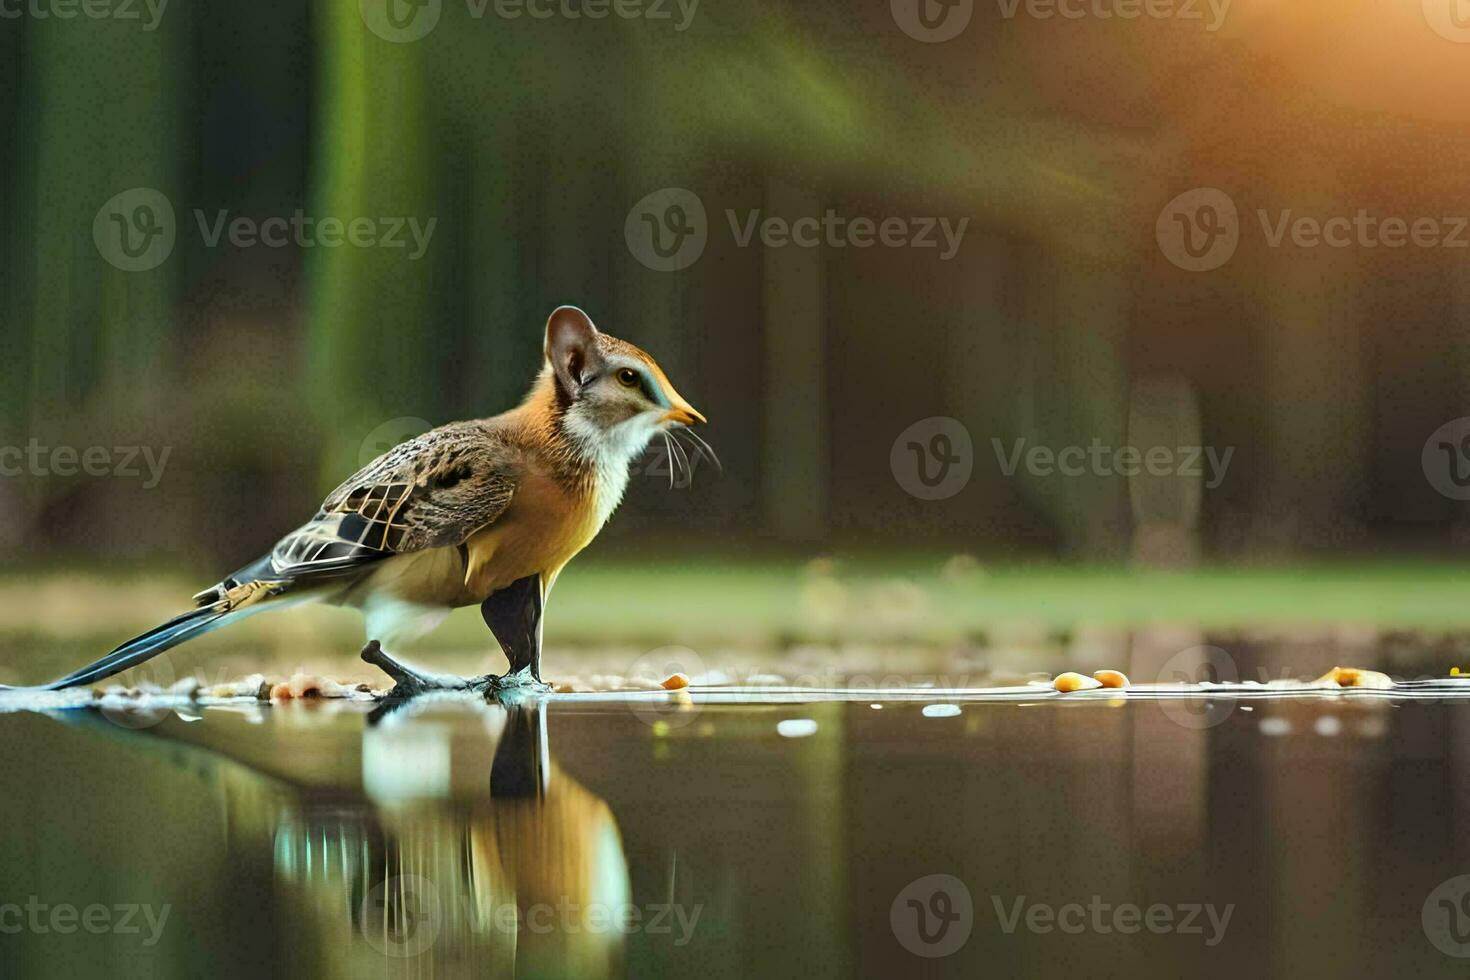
xmin=543 ymin=306 xmax=715 ymax=476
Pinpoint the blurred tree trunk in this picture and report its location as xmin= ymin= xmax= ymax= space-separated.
xmin=1017 ymin=249 xmax=1130 ymax=557
xmin=760 ymin=179 xmax=827 ymax=542
xmin=2 ymin=15 xmax=179 ymax=547
xmin=1253 ymin=168 xmax=1366 ymax=553
xmin=307 ymin=2 xmax=437 ymax=485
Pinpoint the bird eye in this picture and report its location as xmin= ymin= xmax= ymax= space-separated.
xmin=616 ymin=369 xmax=639 ymax=388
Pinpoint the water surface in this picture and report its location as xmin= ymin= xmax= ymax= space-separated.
xmin=2 ymin=687 xmax=1470 ymax=978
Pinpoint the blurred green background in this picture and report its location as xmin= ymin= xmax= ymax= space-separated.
xmin=3 ymin=0 xmax=1470 ymax=681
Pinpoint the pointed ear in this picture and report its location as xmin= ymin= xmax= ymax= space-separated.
xmin=544 ymin=306 xmax=603 ymax=395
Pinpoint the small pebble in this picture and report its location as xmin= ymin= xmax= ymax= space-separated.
xmin=202 ymin=674 xmax=268 ymax=699
xmin=1313 ymin=666 xmax=1392 ymax=690
xmin=1053 ymin=671 xmax=1103 ymax=693
xmin=1092 ymin=669 xmax=1130 ymax=690
xmin=168 ymin=677 xmax=202 ymax=697
xmin=660 ymin=672 xmax=690 ymax=690
xmin=270 ymin=673 xmax=351 ymax=700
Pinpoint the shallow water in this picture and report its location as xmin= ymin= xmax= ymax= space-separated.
xmin=3 ymin=686 xmax=1470 ymax=979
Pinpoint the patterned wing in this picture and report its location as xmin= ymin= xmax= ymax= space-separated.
xmin=270 ymin=421 xmax=517 ymax=579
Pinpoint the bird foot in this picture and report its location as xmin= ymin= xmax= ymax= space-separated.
xmin=360 ymin=641 xmax=550 ymax=702
xmin=361 ymin=641 xmax=479 ymax=700
xmin=485 ymin=666 xmax=552 ymax=697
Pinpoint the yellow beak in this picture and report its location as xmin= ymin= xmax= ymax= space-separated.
xmin=662 ymin=402 xmax=707 ymax=427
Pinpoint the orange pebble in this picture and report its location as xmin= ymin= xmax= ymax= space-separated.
xmin=1313 ymin=666 xmax=1391 ymax=690
xmin=1092 ymin=669 xmax=1130 ymax=689
xmin=1053 ymin=671 xmax=1103 ymax=693
xmin=661 ymin=672 xmax=691 ymax=690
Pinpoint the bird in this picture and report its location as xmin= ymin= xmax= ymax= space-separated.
xmin=2 ymin=306 xmax=715 ymax=697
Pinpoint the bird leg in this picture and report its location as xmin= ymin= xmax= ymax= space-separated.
xmin=490 ymin=704 xmax=549 ymax=799
xmin=480 ymin=574 xmax=551 ymax=693
xmin=360 ymin=640 xmax=493 ymax=700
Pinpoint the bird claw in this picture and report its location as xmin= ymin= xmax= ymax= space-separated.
xmin=360 ymin=641 xmax=548 ymax=702
xmin=485 ymin=666 xmax=552 ymax=696
xmin=361 ymin=640 xmax=472 ymax=700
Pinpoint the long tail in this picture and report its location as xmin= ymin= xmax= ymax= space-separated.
xmin=0 ymin=604 xmax=240 ymax=692
xmin=1 ymin=556 xmax=306 ymax=692
xmin=1 ymin=544 xmax=379 ymax=694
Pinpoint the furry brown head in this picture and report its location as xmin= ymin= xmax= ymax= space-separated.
xmin=543 ymin=307 xmax=705 ymax=462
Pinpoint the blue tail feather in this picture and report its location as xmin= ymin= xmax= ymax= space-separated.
xmin=0 ymin=605 xmax=234 ymax=692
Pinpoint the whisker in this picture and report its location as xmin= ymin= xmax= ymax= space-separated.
xmin=675 ymin=425 xmax=722 ymax=474
xmin=667 ymin=430 xmax=692 ymax=488
xmin=669 ymin=429 xmax=701 ymax=483
xmin=661 ymin=432 xmax=674 ymax=489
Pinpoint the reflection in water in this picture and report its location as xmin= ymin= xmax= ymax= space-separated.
xmin=11 ymin=667 xmax=1470 ymax=979
xmin=267 ymin=701 xmax=632 ymax=977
